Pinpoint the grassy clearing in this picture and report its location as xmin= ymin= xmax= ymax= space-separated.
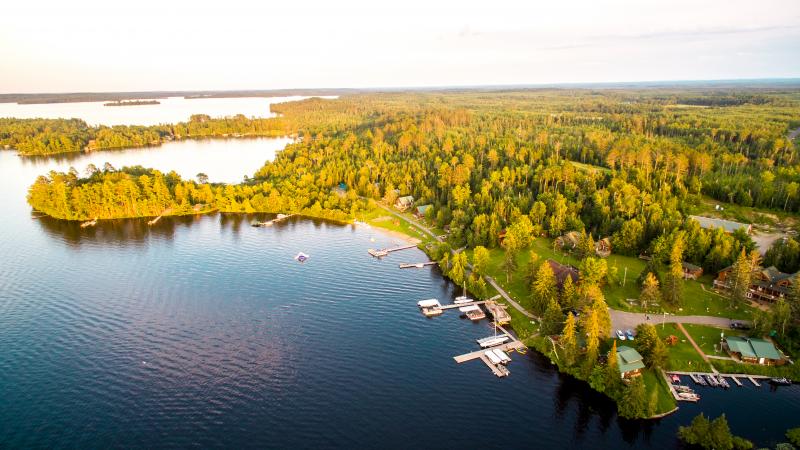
xmin=360 ymin=208 xmax=433 ymax=243
xmin=686 ymin=194 xmax=797 ymax=228
xmin=710 ymin=359 xmax=800 ymax=380
xmin=656 ymin=323 xmax=713 ymax=372
xmin=682 ymin=324 xmax=740 ymax=358
xmin=469 ymin=237 xmax=755 ymax=319
xmin=570 ymin=161 xmax=612 ymax=175
xmin=642 ymin=369 xmax=677 ymax=415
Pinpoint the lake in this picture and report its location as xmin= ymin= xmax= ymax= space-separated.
xmin=0 ymin=96 xmax=335 ymax=126
xmin=0 ymin=132 xmax=798 ymax=448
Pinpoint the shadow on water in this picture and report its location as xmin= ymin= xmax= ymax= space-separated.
xmin=35 ymin=212 xmax=353 ymax=248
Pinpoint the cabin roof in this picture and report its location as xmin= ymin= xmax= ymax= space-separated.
xmin=616 ymin=346 xmax=645 ymax=373
xmin=689 ymin=215 xmax=750 ymax=233
xmin=725 ymin=336 xmax=781 ymax=360
xmin=416 ymin=204 xmax=432 ymax=214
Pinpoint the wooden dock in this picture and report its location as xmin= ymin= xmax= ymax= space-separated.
xmin=453 ymin=341 xmax=525 ymax=363
xmin=479 ymin=354 xmax=510 ymax=377
xmin=399 ymin=261 xmax=437 ymax=269
xmin=439 ymin=300 xmax=486 ymax=311
xmin=669 ymin=371 xmax=768 ymax=387
xmin=368 ymin=244 xmax=417 ymax=257
xmin=484 ymin=298 xmax=511 ymax=324
xmin=253 ymin=213 xmax=293 ymax=228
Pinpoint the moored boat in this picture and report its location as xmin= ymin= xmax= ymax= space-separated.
xmin=477 ymin=335 xmax=509 ymax=348
xmin=770 ymin=377 xmax=792 ymax=386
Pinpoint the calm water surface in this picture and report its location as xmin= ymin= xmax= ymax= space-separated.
xmin=0 ymin=96 xmax=335 ymax=126
xmin=0 ymin=140 xmax=798 ymax=448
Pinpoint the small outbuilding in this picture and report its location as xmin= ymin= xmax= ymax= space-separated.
xmin=415 ymin=204 xmax=432 ymax=219
xmin=682 ymin=262 xmax=704 ymax=280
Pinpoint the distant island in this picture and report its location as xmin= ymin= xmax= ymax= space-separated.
xmin=103 ymin=100 xmax=160 ymax=107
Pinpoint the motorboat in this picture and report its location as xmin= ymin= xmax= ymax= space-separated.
xmin=770 ymin=377 xmax=792 ymax=386
xmin=294 ymin=252 xmax=310 ymax=262
xmin=477 ymin=335 xmax=509 ymax=348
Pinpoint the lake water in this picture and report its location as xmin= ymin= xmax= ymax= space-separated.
xmin=1 ymin=134 xmax=799 ymax=447
xmin=0 ymin=96 xmax=335 ymax=126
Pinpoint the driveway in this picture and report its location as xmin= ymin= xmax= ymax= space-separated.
xmin=610 ymin=309 xmax=738 ymax=336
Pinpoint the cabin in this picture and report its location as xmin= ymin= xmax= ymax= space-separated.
xmin=395 ymin=195 xmax=414 ymax=211
xmin=615 ymin=346 xmax=645 ymax=379
xmin=595 ymin=237 xmax=612 ymax=258
xmin=724 ymin=336 xmax=784 ymax=365
xmin=547 ymin=259 xmax=579 ymax=289
xmin=714 ymin=265 xmax=797 ymax=302
xmin=555 ymin=231 xmax=581 ymax=251
xmin=689 ymin=215 xmax=752 ymax=235
xmin=682 ymin=262 xmax=703 ymax=280
xmin=415 ymin=204 xmax=432 ymax=219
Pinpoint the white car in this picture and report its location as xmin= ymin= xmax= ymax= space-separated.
xmin=616 ymin=329 xmax=626 ymax=340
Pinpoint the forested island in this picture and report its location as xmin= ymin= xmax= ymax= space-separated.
xmin=21 ymin=88 xmax=800 ymax=420
xmin=0 ymin=114 xmax=291 ymax=155
xmin=103 ymin=100 xmax=160 ymax=107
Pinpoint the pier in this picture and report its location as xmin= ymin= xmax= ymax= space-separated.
xmin=668 ymin=371 xmax=768 ymax=388
xmin=399 ymin=261 xmax=437 ymax=269
xmin=252 ymin=213 xmax=293 ymax=227
xmin=368 ymin=244 xmax=418 ymax=257
xmin=80 ymin=218 xmax=98 ymax=228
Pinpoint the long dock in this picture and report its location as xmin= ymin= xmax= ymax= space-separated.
xmin=368 ymin=244 xmax=418 ymax=257
xmin=399 ymin=261 xmax=437 ymax=269
xmin=252 ymin=214 xmax=293 ymax=227
xmin=453 ymin=340 xmax=525 ymax=363
xmin=668 ymin=371 xmax=768 ymax=387
xmin=438 ymin=300 xmax=486 ymax=311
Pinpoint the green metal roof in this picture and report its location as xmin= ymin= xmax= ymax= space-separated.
xmin=616 ymin=346 xmax=645 ymax=374
xmin=416 ymin=204 xmax=432 ymax=214
xmin=725 ymin=336 xmax=781 ymax=360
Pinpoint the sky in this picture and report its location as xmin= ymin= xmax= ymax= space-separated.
xmin=1 ymin=0 xmax=799 ymax=93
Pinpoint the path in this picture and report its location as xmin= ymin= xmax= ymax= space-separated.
xmin=675 ymin=323 xmax=719 ymax=374
xmin=610 ymin=309 xmax=737 ymax=334
xmin=789 ymin=126 xmax=800 ymax=142
xmin=373 ymin=202 xmax=535 ymax=319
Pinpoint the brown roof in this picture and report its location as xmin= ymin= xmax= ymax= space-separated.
xmin=547 ymin=259 xmax=579 ymax=288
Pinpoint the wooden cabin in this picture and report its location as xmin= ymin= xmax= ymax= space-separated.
xmin=682 ymin=262 xmax=703 ymax=280
xmin=547 ymin=259 xmax=579 ymax=289
xmin=395 ymin=195 xmax=414 ymax=211
xmin=714 ymin=265 xmax=797 ymax=302
xmin=595 ymin=237 xmax=612 ymax=258
xmin=724 ymin=336 xmax=784 ymax=366
xmin=616 ymin=346 xmax=645 ymax=379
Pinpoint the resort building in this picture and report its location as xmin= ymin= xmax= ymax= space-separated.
xmin=689 ymin=215 xmax=752 ymax=234
xmin=615 ymin=346 xmax=645 ymax=379
xmin=395 ymin=195 xmax=414 ymax=211
xmin=714 ymin=265 xmax=797 ymax=302
xmin=724 ymin=336 xmax=784 ymax=365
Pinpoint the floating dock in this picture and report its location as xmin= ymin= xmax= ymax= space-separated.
xmin=80 ymin=218 xmax=98 ymax=228
xmin=368 ymin=244 xmax=417 ymax=257
xmin=668 ymin=371 xmax=768 ymax=388
xmin=484 ymin=298 xmax=511 ymax=324
xmin=399 ymin=261 xmax=437 ymax=269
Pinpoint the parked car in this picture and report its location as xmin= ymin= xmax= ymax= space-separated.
xmin=625 ymin=329 xmax=635 ymax=340
xmin=616 ymin=329 xmax=626 ymax=340
xmin=730 ymin=321 xmax=752 ymax=330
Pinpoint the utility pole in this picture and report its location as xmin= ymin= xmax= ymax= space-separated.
xmin=623 ymin=267 xmax=627 ymax=287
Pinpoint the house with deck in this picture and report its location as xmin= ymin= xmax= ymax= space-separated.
xmin=682 ymin=262 xmax=703 ymax=280
xmin=395 ymin=195 xmax=414 ymax=211
xmin=616 ymin=346 xmax=645 ymax=379
xmin=714 ymin=265 xmax=797 ymax=302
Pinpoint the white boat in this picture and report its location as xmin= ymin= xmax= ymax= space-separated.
xmin=417 ymin=299 xmax=441 ymax=309
xmin=294 ymin=252 xmax=309 ymax=262
xmin=492 ymin=348 xmax=512 ymax=364
xmin=485 ymin=350 xmax=503 ymax=365
xmin=477 ymin=335 xmax=509 ymax=348
xmin=454 ymin=297 xmax=472 ymax=304
xmin=459 ymin=304 xmax=481 ymax=313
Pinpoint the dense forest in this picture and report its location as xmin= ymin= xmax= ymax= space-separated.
xmin=0 ymin=114 xmax=291 ymax=155
xmin=25 ymin=89 xmax=800 ymax=276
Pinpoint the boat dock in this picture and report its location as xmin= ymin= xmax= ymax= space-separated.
xmin=484 ymin=298 xmax=511 ymax=324
xmin=80 ymin=218 xmax=98 ymax=228
xmin=399 ymin=261 xmax=437 ymax=269
xmin=454 ymin=341 xmax=526 ymax=363
xmin=438 ymin=300 xmax=486 ymax=311
xmin=252 ymin=213 xmax=293 ymax=227
xmin=368 ymin=244 xmax=418 ymax=257
xmin=668 ymin=371 xmax=768 ymax=388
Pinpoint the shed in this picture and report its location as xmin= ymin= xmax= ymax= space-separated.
xmin=682 ymin=262 xmax=703 ymax=279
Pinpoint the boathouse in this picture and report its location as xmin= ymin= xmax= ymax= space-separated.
xmin=616 ymin=346 xmax=645 ymax=379
xmin=724 ymin=336 xmax=784 ymax=365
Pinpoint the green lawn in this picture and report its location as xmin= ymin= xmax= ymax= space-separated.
xmin=656 ymin=323 xmax=712 ymax=372
xmin=686 ymin=194 xmax=797 ymax=228
xmin=682 ymin=324 xmax=741 ymax=358
xmin=360 ymin=207 xmax=434 ymax=243
xmin=468 ymin=237 xmax=755 ymax=319
xmin=642 ymin=369 xmax=677 ymax=416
